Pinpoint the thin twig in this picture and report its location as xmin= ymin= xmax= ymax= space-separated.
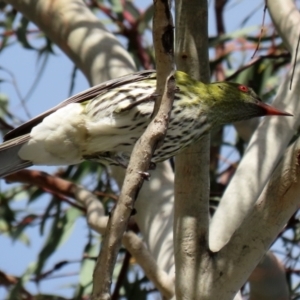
xmin=75 ymin=182 xmax=175 ymax=298
xmin=5 ymin=168 xmax=175 ymax=298
xmin=225 ymin=53 xmax=290 ymax=81
xmin=251 ymin=1 xmax=268 ymax=58
xmin=0 ymin=67 xmax=31 ymax=119
xmin=290 ymin=31 xmax=300 ymax=90
xmin=214 ymin=0 xmax=228 ymax=81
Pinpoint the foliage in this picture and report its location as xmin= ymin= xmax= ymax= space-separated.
xmin=0 ymin=0 xmax=298 ymax=299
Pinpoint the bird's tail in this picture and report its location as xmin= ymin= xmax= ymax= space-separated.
xmin=0 ymin=135 xmax=32 ymax=178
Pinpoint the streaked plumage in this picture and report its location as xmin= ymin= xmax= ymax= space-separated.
xmin=0 ymin=70 xmax=292 ymax=177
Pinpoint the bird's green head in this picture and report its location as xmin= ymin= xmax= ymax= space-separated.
xmin=204 ymin=81 xmax=292 ymax=125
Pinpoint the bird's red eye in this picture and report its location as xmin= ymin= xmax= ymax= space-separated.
xmin=238 ymin=85 xmax=249 ymax=93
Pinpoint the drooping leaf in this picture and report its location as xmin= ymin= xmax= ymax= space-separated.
xmin=78 ymin=241 xmax=98 ymax=294
xmin=138 ymin=5 xmax=153 ymax=34
xmin=35 ymin=205 xmax=62 ymax=276
xmin=16 ymin=16 xmax=35 ymax=50
xmin=35 ymin=204 xmax=82 ymax=276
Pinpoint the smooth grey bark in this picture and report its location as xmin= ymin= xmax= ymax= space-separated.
xmin=3 ymin=0 xmax=297 ymax=299
xmin=173 ymin=0 xmax=210 ymax=298
xmin=209 ymin=0 xmax=300 ymax=252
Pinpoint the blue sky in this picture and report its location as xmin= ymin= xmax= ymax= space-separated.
xmin=0 ymin=1 xmax=270 ymax=298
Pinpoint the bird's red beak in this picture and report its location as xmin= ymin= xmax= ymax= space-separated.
xmin=256 ymin=101 xmax=293 ymax=116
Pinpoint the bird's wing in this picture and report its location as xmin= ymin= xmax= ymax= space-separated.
xmin=0 ymin=134 xmax=32 ymax=177
xmin=4 ymin=70 xmax=156 ymax=141
xmin=0 ymin=134 xmax=30 ymax=150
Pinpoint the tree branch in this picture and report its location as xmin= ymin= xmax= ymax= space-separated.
xmin=75 ymin=187 xmax=175 ymax=299
xmin=268 ymin=0 xmax=300 ymax=54
xmin=5 ymin=0 xmax=177 ymax=279
xmin=91 ymin=0 xmax=175 ymax=298
xmin=209 ymin=0 xmax=300 ymax=252
xmin=173 ymin=0 xmax=210 ymax=298
xmin=6 ymin=170 xmax=175 ymax=298
xmin=210 ymin=137 xmax=300 ymax=298
xmin=3 ymin=0 xmax=135 ymax=85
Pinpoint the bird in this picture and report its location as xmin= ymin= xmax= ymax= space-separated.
xmin=0 ymin=70 xmax=292 ymax=177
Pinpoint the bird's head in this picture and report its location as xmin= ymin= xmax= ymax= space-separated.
xmin=205 ymin=81 xmax=292 ymax=125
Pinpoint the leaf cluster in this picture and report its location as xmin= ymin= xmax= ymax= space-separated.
xmin=0 ymin=1 xmax=298 ymax=299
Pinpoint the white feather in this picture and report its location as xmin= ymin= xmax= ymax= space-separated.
xmin=18 ymin=103 xmax=85 ymax=165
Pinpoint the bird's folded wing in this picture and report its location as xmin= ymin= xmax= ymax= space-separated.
xmin=4 ymin=70 xmax=156 ymax=141
xmin=0 ymin=134 xmax=32 ymax=177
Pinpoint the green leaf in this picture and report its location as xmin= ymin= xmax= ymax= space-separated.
xmin=209 ymin=25 xmax=260 ymax=47
xmin=58 ymin=207 xmax=82 ymax=247
xmin=0 ymin=196 xmax=15 ymax=224
xmin=40 ymin=197 xmax=59 ymax=235
xmin=28 ymin=186 xmax=46 ymax=204
xmin=110 ymin=0 xmax=122 ymax=14
xmin=0 ymin=93 xmax=8 ymax=117
xmin=79 ymin=243 xmax=97 ymax=287
xmin=35 ymin=206 xmax=81 ymax=276
xmin=74 ymin=237 xmax=98 ymax=298
xmin=38 ymin=36 xmax=55 ymax=55
xmin=68 ymin=65 xmax=78 ymax=97
xmin=16 ymin=16 xmax=35 ymax=50
xmin=65 ymin=161 xmax=104 ymax=183
xmin=138 ymin=5 xmax=153 ymax=34
xmin=0 ymin=9 xmax=17 ymax=52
